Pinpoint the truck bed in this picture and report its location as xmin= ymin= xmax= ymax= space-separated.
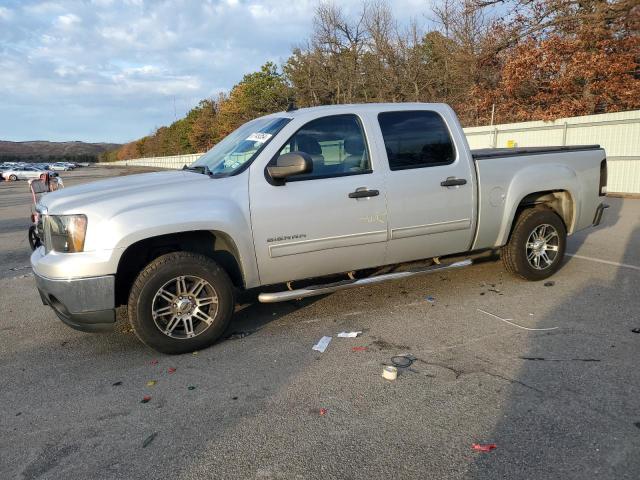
xmin=472 ymin=145 xmax=601 ymax=160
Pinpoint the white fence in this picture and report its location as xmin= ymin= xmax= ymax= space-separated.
xmin=465 ymin=110 xmax=640 ymax=195
xmin=106 ymin=109 xmax=640 ymax=194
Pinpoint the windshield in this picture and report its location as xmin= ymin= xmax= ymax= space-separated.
xmin=190 ymin=116 xmax=291 ymax=176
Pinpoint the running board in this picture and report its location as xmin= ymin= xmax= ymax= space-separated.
xmin=258 ymin=259 xmax=472 ymax=303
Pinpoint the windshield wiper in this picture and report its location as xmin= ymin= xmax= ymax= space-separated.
xmin=182 ymin=165 xmax=211 ymax=176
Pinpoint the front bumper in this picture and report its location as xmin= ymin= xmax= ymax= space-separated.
xmin=33 ymin=272 xmax=116 ymax=333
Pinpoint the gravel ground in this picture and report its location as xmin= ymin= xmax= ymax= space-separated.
xmin=1 ymin=166 xmax=639 ymax=480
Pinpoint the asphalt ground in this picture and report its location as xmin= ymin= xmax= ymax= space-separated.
xmin=1 ymin=167 xmax=639 ymax=479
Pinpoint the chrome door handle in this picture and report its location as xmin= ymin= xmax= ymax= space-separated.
xmin=348 ymin=188 xmax=380 ymax=199
xmin=440 ymin=177 xmax=467 ymax=187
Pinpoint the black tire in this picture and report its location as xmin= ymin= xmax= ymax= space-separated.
xmin=502 ymin=207 xmax=567 ymax=281
xmin=9 ymin=174 xmax=17 ymax=181
xmin=128 ymin=252 xmax=235 ymax=354
xmin=28 ymin=225 xmax=41 ymax=251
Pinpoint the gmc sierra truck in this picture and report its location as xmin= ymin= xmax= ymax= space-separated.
xmin=31 ymin=103 xmax=608 ymax=353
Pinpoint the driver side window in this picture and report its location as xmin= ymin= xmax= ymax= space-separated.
xmin=272 ymin=114 xmax=371 ymax=181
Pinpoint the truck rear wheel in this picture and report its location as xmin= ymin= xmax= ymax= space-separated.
xmin=128 ymin=252 xmax=234 ymax=354
xmin=502 ymin=207 xmax=566 ymax=281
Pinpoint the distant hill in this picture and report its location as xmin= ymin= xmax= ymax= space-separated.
xmin=0 ymin=140 xmax=121 ymax=163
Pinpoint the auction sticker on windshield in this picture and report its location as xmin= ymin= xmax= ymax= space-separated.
xmin=246 ymin=132 xmax=272 ymax=143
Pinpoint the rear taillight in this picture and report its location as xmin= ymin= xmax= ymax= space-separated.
xmin=599 ymin=159 xmax=607 ymax=196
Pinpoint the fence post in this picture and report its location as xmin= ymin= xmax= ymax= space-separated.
xmin=562 ymin=122 xmax=568 ymax=146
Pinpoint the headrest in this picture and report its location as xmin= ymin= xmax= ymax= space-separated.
xmin=296 ymin=135 xmax=322 ymax=155
xmin=344 ymin=136 xmax=365 ymax=155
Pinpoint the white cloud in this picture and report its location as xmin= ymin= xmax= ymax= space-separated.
xmin=0 ymin=0 xmax=436 ymax=142
xmin=56 ymin=13 xmax=81 ymax=28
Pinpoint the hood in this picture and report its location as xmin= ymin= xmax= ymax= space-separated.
xmin=40 ymin=170 xmax=212 ymax=216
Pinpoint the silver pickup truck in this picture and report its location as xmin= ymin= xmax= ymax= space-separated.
xmin=31 ymin=103 xmax=608 ymax=353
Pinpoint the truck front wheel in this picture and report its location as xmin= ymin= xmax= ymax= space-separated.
xmin=502 ymin=207 xmax=567 ymax=281
xmin=128 ymin=252 xmax=234 ymax=354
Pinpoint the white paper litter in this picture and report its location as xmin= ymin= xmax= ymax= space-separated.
xmin=337 ymin=331 xmax=362 ymax=338
xmin=312 ymin=336 xmax=332 ymax=352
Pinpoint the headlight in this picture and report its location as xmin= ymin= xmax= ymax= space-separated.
xmin=44 ymin=215 xmax=87 ymax=253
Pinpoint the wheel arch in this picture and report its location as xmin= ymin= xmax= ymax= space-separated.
xmin=114 ymin=229 xmax=244 ymax=307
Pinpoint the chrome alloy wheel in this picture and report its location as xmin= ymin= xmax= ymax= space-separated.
xmin=525 ymin=224 xmax=560 ymax=270
xmin=151 ymin=275 xmax=219 ymax=339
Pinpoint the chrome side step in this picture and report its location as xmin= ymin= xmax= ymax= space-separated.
xmin=258 ymin=259 xmax=472 ymax=303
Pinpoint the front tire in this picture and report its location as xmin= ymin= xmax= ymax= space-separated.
xmin=502 ymin=207 xmax=567 ymax=281
xmin=128 ymin=252 xmax=235 ymax=354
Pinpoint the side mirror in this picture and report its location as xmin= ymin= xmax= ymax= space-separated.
xmin=267 ymin=152 xmax=313 ymax=182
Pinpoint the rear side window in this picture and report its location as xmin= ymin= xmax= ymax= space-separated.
xmin=378 ymin=111 xmax=455 ymax=170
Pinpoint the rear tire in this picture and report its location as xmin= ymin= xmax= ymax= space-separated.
xmin=9 ymin=174 xmax=17 ymax=181
xmin=128 ymin=252 xmax=235 ymax=354
xmin=502 ymin=207 xmax=566 ymax=281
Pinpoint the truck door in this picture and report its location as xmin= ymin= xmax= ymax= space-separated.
xmin=377 ymin=110 xmax=475 ymax=264
xmin=249 ymin=114 xmax=388 ymax=286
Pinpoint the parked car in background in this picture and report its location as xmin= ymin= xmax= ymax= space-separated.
xmin=31 ymin=102 xmax=607 ymax=354
xmin=48 ymin=163 xmax=72 ymax=171
xmin=2 ymin=166 xmax=58 ymax=181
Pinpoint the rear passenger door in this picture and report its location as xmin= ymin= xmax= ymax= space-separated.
xmin=378 ymin=110 xmax=475 ymax=264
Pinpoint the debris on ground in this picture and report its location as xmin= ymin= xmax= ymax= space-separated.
xmin=544 ymin=281 xmax=555 ymax=287
xmin=631 ymin=328 xmax=640 ymax=334
xmin=146 ymin=380 xmax=157 ymax=387
xmin=337 ymin=331 xmax=361 ymax=338
xmin=319 ymin=408 xmax=328 ymax=416
xmin=188 ymin=386 xmax=196 ymax=390
xmin=150 ymin=359 xmax=159 ymax=365
xmin=168 ymin=367 xmax=176 ymax=374
xmin=477 ymin=309 xmax=559 ymax=331
xmin=192 ymin=351 xmax=199 ymax=355
xmin=352 ymin=346 xmax=368 ymax=352
xmin=426 ymin=296 xmax=436 ymax=304
xmin=142 ymin=432 xmax=158 ymax=448
xmin=112 ymin=381 xmax=122 ymax=386
xmin=226 ymin=330 xmax=254 ymax=340
xmin=141 ymin=395 xmax=151 ymax=404
xmin=312 ymin=336 xmax=332 ymax=353
xmin=472 ymin=443 xmax=497 ymax=452
xmin=391 ymin=354 xmax=415 ymax=368
xmin=382 ymin=366 xmax=398 ymax=380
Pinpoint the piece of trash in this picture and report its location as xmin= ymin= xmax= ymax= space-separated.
xmin=634 ymin=422 xmax=640 ymax=429
xmin=146 ymin=380 xmax=157 ymax=387
xmin=631 ymin=328 xmax=640 ymax=334
xmin=312 ymin=336 xmax=332 ymax=353
xmin=192 ymin=351 xmax=199 ymax=355
xmin=488 ymin=288 xmax=501 ymax=293
xmin=142 ymin=432 xmax=158 ymax=448
xmin=168 ymin=367 xmax=176 ymax=374
xmin=141 ymin=395 xmax=151 ymax=404
xmin=112 ymin=381 xmax=122 ymax=386
xmin=477 ymin=309 xmax=559 ymax=331
xmin=426 ymin=296 xmax=435 ymax=303
xmin=544 ymin=281 xmax=555 ymax=287
xmin=319 ymin=408 xmax=328 ymax=416
xmin=382 ymin=365 xmax=398 ymax=380
xmin=472 ymin=443 xmax=497 ymax=452
xmin=227 ymin=331 xmax=253 ymax=340
xmin=187 ymin=386 xmax=196 ymax=390
xmin=391 ymin=354 xmax=415 ymax=368
xmin=232 ymin=396 xmax=238 ymax=400
xmin=352 ymin=346 xmax=368 ymax=352
xmin=150 ymin=359 xmax=158 ymax=365
xmin=337 ymin=331 xmax=361 ymax=338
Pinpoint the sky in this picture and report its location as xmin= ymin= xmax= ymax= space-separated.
xmin=0 ymin=0 xmax=428 ymax=143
